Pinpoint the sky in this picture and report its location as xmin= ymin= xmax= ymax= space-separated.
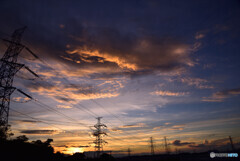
xmin=0 ymin=0 xmax=240 ymax=156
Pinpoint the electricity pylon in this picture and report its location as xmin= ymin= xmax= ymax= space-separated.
xmin=92 ymin=117 xmax=107 ymax=158
xmin=229 ymin=136 xmax=235 ymax=151
xmin=0 ymin=27 xmax=27 ymax=129
xmin=150 ymin=137 xmax=155 ymax=155
xmin=127 ymin=148 xmax=131 ymax=157
xmin=164 ymin=136 xmax=170 ymax=154
xmin=0 ymin=27 xmax=37 ymax=132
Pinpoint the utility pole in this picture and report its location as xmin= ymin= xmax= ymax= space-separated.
xmin=0 ymin=27 xmax=26 ymax=130
xmin=164 ymin=136 xmax=170 ymax=154
xmin=127 ymin=148 xmax=131 ymax=157
xmin=0 ymin=27 xmax=38 ymax=136
xmin=150 ymin=137 xmax=155 ymax=155
xmin=93 ymin=117 xmax=107 ymax=158
xmin=229 ymin=136 xmax=235 ymax=151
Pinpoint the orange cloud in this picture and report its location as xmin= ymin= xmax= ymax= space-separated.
xmin=195 ymin=33 xmax=205 ymax=40
xmin=67 ymin=48 xmax=138 ymax=70
xmin=57 ymin=105 xmax=72 ymax=109
xmin=28 ymin=83 xmax=119 ymax=104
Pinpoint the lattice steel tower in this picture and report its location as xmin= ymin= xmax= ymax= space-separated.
xmin=0 ymin=27 xmax=26 ymax=128
xmin=93 ymin=117 xmax=107 ymax=158
xmin=164 ymin=136 xmax=170 ymax=154
xmin=150 ymin=137 xmax=155 ymax=155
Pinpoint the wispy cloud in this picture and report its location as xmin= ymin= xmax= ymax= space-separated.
xmin=180 ymin=77 xmax=214 ymax=89
xmin=153 ymin=124 xmax=185 ymax=131
xmin=109 ymin=128 xmax=123 ymax=133
xmin=150 ymin=90 xmax=188 ymax=96
xmin=27 ymin=82 xmax=120 ymax=103
xmin=188 ymin=138 xmax=229 ymax=149
xmin=202 ymin=88 xmax=240 ymax=102
xmin=119 ymin=123 xmax=146 ymax=129
xmin=195 ymin=30 xmax=208 ymax=40
xmin=57 ymin=105 xmax=72 ymax=109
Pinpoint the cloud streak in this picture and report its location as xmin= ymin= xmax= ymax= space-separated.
xmin=119 ymin=123 xmax=146 ymax=129
xmin=180 ymin=77 xmax=214 ymax=89
xmin=20 ymin=130 xmax=58 ymax=135
xmin=150 ymin=90 xmax=188 ymax=96
xmin=26 ymin=81 xmax=120 ymax=103
xmin=172 ymin=140 xmax=194 ymax=146
xmin=202 ymin=88 xmax=240 ymax=102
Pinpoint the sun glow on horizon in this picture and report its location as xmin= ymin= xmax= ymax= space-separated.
xmin=60 ymin=147 xmax=84 ymax=155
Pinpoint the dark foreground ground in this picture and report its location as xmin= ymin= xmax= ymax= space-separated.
xmin=116 ymin=152 xmax=240 ymax=161
xmin=1 ymin=139 xmax=239 ymax=161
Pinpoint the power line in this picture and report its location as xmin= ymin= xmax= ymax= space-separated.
xmin=23 ymin=46 xmax=127 ymax=125
xmin=9 ymin=115 xmax=91 ymax=126
xmin=91 ymin=99 xmax=125 ymax=124
xmin=15 ymin=88 xmax=91 ymax=128
xmin=34 ymin=99 xmax=90 ymax=128
xmin=17 ymin=38 xmax=131 ymax=129
xmin=10 ymin=108 xmax=77 ymax=135
xmin=1 ymin=28 xmax=147 ymax=145
xmin=16 ymin=80 xmax=143 ymax=146
xmin=31 ymin=76 xmax=99 ymax=118
xmin=4 ymin=32 xmax=100 ymax=122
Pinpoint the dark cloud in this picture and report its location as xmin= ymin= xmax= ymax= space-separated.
xmin=172 ymin=140 xmax=195 ymax=146
xmin=68 ymin=29 xmax=194 ymax=73
xmin=119 ymin=123 xmax=145 ymax=129
xmin=188 ymin=138 xmax=230 ymax=149
xmin=55 ymin=145 xmax=68 ymax=148
xmin=210 ymin=138 xmax=229 ymax=145
xmin=214 ymin=88 xmax=240 ymax=98
xmin=19 ymin=120 xmax=40 ymax=123
xmin=65 ymin=84 xmax=98 ymax=95
xmin=26 ymin=81 xmax=55 ymax=90
xmin=71 ymin=145 xmax=90 ymax=148
xmin=203 ymin=87 xmax=240 ymax=102
xmin=188 ymin=143 xmax=206 ymax=148
xmin=54 ymin=96 xmax=75 ymax=103
xmin=20 ymin=130 xmax=57 ymax=134
xmin=0 ymin=0 xmax=196 ymax=79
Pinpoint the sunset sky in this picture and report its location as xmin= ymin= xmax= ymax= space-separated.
xmin=0 ymin=0 xmax=240 ymax=155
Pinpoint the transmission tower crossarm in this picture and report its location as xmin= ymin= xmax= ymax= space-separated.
xmin=24 ymin=47 xmax=39 ymax=59
xmin=24 ymin=66 xmax=39 ymax=78
xmin=1 ymin=38 xmax=25 ymax=47
xmin=16 ymin=89 xmax=33 ymax=100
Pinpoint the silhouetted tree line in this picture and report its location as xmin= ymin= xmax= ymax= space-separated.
xmin=0 ymin=126 xmax=115 ymax=161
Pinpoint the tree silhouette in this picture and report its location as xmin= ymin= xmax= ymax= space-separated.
xmin=0 ymin=125 xmax=13 ymax=140
xmin=15 ymin=135 xmax=29 ymax=142
xmin=100 ymin=153 xmax=115 ymax=161
xmin=71 ymin=152 xmax=86 ymax=160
